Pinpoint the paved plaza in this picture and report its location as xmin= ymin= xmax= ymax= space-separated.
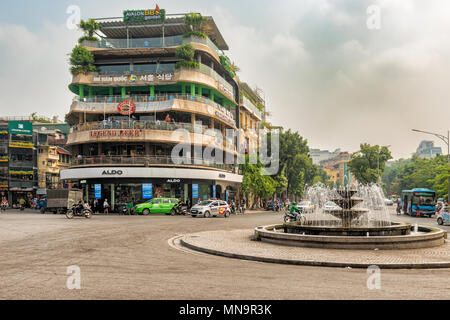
xmin=0 ymin=208 xmax=449 ymax=299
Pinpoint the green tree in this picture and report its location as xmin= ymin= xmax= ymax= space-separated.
xmin=240 ymin=155 xmax=276 ymax=208
xmin=78 ymin=19 xmax=100 ymax=43
xmin=69 ymin=44 xmax=98 ymax=75
xmin=348 ymin=143 xmax=392 ymax=184
xmin=382 ymin=155 xmax=449 ymax=199
xmin=278 ymin=130 xmax=317 ymax=198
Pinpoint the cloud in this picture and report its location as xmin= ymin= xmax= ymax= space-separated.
xmin=1 ymin=0 xmax=449 ymax=159
xmin=0 ymin=21 xmax=80 ymax=120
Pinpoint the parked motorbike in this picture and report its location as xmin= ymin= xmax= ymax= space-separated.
xmin=229 ymin=202 xmax=236 ymax=214
xmin=172 ymin=203 xmax=187 ymax=216
xmin=283 ymin=210 xmax=306 ymax=224
xmin=66 ymin=201 xmax=92 ymax=219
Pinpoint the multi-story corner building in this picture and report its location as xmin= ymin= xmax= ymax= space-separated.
xmin=61 ymin=9 xmax=249 ymax=209
xmin=238 ymin=82 xmax=264 ymax=153
xmin=309 ymin=148 xmax=342 ymax=166
xmin=0 ymin=120 xmax=36 ymax=206
xmin=36 ymin=128 xmax=71 ymax=190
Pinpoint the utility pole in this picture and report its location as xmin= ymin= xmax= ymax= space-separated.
xmin=412 ymin=129 xmax=450 ymax=203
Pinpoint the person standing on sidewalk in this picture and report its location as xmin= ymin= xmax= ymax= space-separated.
xmin=103 ymin=199 xmax=109 ymax=214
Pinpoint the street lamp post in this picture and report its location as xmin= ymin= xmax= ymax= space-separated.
xmin=412 ymin=129 xmax=450 ymax=203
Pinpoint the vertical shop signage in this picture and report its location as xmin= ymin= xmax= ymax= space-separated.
xmin=94 ymin=184 xmax=102 ymax=199
xmin=192 ymin=184 xmax=199 ymax=199
xmin=212 ymin=185 xmax=216 ymax=198
xmin=226 ymin=190 xmax=229 ymax=202
xmin=143 ymin=183 xmax=153 ymax=199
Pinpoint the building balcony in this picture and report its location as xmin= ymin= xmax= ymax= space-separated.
xmin=71 ymin=155 xmax=235 ymax=173
xmin=67 ymin=121 xmax=236 ymax=155
xmin=71 ymin=63 xmax=236 ymax=103
xmin=69 ymin=93 xmax=236 ymax=128
xmin=89 ymin=35 xmax=221 ymax=60
xmin=241 ymin=96 xmax=263 ymax=121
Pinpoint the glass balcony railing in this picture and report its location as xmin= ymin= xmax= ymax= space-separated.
xmin=71 ymin=155 xmax=235 ymax=172
xmin=70 ymin=120 xmax=237 ymax=148
xmin=95 ymin=35 xmax=221 ymax=57
xmin=74 ymin=93 xmax=235 ymax=123
xmin=242 ymin=96 xmax=263 ymax=120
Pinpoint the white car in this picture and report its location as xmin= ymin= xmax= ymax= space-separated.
xmin=190 ymin=200 xmax=231 ymax=218
xmin=323 ymin=201 xmax=341 ymax=213
xmin=384 ymin=199 xmax=394 ymax=206
xmin=297 ymin=200 xmax=315 ymax=213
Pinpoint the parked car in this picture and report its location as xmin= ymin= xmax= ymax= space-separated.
xmin=384 ymin=199 xmax=394 ymax=206
xmin=190 ymin=200 xmax=231 ymax=218
xmin=323 ymin=201 xmax=341 ymax=213
xmin=437 ymin=206 xmax=450 ymax=226
xmin=297 ymin=200 xmax=315 ymax=213
xmin=133 ymin=198 xmax=179 ymax=215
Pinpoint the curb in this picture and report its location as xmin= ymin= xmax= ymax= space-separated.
xmin=180 ymin=237 xmax=450 ymax=270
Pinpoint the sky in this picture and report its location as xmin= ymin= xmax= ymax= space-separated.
xmin=0 ymin=0 xmax=449 ymax=160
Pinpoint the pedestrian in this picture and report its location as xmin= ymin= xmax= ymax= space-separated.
xmin=103 ymin=199 xmax=109 ymax=214
xmin=93 ymin=198 xmax=99 ymax=213
xmin=165 ymin=114 xmax=171 ymax=123
xmin=396 ymin=201 xmax=402 ymax=215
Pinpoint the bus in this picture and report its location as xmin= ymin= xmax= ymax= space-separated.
xmin=401 ymin=188 xmax=436 ymax=217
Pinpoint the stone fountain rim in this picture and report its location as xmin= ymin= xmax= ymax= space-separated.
xmin=254 ymin=224 xmax=447 ymax=248
xmin=283 ymin=221 xmax=411 ymax=232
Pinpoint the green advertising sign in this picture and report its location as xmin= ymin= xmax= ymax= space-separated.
xmin=8 ymin=121 xmax=32 ymax=136
xmin=123 ymin=5 xmax=166 ymax=23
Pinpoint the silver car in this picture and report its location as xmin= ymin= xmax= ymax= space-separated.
xmin=190 ymin=200 xmax=231 ymax=218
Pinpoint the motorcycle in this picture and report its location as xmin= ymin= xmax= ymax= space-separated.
xmin=283 ymin=210 xmax=306 ymax=224
xmin=229 ymin=202 xmax=236 ymax=214
xmin=66 ymin=202 xmax=93 ymax=219
xmin=172 ymin=203 xmax=187 ymax=216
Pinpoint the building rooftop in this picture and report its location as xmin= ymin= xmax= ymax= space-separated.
xmin=95 ymin=15 xmax=229 ymax=50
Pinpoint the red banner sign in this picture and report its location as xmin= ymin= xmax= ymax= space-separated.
xmin=90 ymin=130 xmax=142 ymax=137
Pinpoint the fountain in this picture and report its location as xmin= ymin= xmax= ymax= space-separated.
xmin=255 ymin=183 xmax=447 ymax=249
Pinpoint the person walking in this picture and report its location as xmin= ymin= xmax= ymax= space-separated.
xmin=103 ymin=199 xmax=109 ymax=214
xmin=93 ymin=198 xmax=99 ymax=213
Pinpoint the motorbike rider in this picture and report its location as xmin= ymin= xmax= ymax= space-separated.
xmin=290 ymin=201 xmax=301 ymax=214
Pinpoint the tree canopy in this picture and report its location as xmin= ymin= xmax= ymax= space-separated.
xmin=348 ymin=143 xmax=392 ymax=184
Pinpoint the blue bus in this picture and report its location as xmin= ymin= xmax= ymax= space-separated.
xmin=401 ymin=188 xmax=436 ymax=217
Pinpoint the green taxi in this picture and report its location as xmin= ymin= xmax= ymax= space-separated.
xmin=133 ymin=198 xmax=179 ymax=215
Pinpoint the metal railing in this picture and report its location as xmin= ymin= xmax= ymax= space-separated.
xmin=71 ymin=155 xmax=235 ymax=171
xmin=95 ymin=35 xmax=221 ymax=57
xmin=71 ymin=120 xmax=213 ymax=136
xmin=75 ymin=93 xmax=235 ymax=122
xmin=242 ymin=96 xmax=263 ymax=120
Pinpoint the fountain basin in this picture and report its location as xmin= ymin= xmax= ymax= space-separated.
xmin=255 ymin=224 xmax=447 ymax=250
xmin=284 ymin=221 xmax=411 ymax=237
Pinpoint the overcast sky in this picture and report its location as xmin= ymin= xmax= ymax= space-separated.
xmin=0 ymin=0 xmax=449 ymax=160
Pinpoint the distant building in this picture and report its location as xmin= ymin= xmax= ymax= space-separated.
xmin=309 ymin=148 xmax=341 ymax=166
xmin=415 ymin=140 xmax=442 ymax=159
xmin=321 ymin=152 xmax=353 ymax=186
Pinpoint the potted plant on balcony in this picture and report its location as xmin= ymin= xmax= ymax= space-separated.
xmin=78 ymin=19 xmax=100 ymax=47
xmin=182 ymin=13 xmax=209 ymax=40
xmin=69 ymin=44 xmax=98 ymax=75
xmin=174 ymin=43 xmax=199 ymax=69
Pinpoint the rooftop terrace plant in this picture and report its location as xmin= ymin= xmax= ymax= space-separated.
xmin=69 ymin=44 xmax=98 ymax=75
xmin=78 ymin=19 xmax=100 ymax=44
